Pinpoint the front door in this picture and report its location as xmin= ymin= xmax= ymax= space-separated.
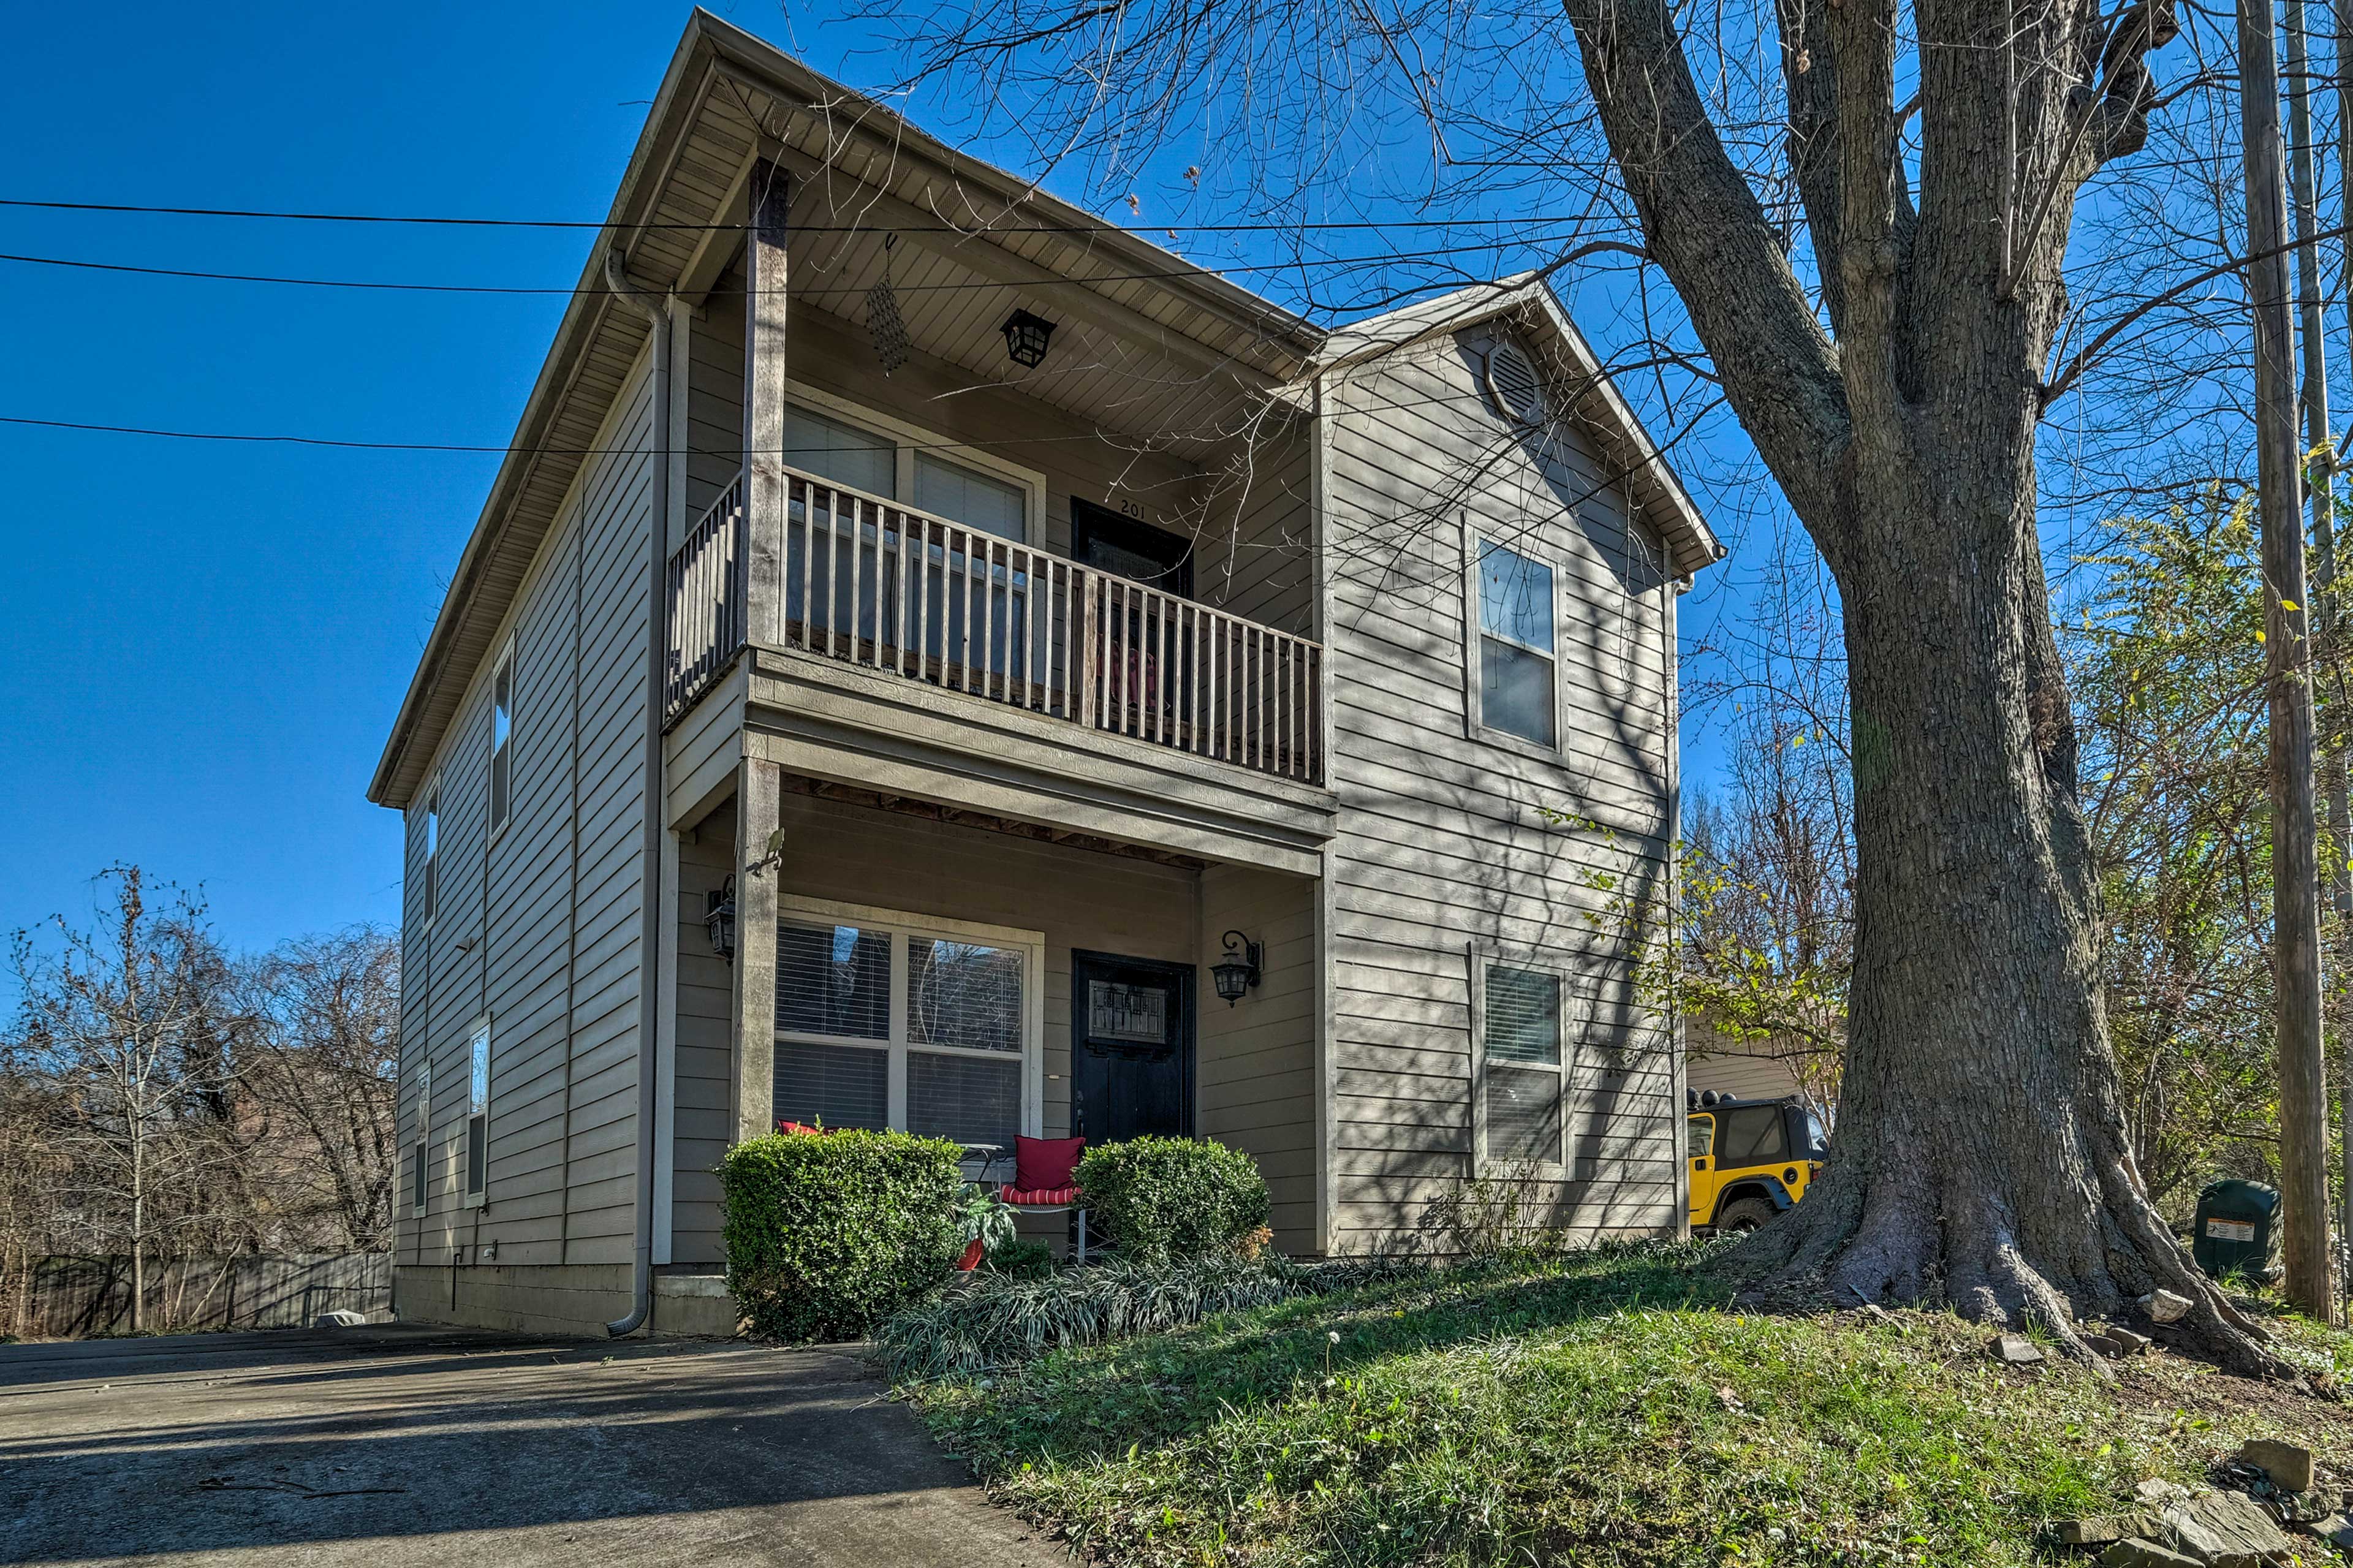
xmin=1070 ymin=950 xmax=1195 ymax=1143
xmin=1072 ymin=499 xmax=1194 ymax=597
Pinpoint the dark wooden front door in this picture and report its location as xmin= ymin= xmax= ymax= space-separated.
xmin=1072 ymin=499 xmax=1195 ymax=597
xmin=1070 ymin=950 xmax=1195 ymax=1143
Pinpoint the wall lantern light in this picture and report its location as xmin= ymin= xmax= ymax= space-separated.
xmin=706 ymin=876 xmax=737 ymax=963
xmin=1211 ymin=929 xmax=1263 ymax=1006
xmin=1001 ymin=309 xmax=1057 ymax=369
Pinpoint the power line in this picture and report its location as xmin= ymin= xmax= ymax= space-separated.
xmin=0 ymin=233 xmax=1594 ymax=301
xmin=0 ymin=193 xmax=1589 ymax=237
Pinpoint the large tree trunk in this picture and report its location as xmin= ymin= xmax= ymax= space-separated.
xmin=1556 ymin=0 xmax=2290 ymax=1372
xmin=1734 ymin=442 xmax=2271 ymax=1368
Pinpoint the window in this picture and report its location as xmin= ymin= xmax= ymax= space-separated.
xmin=1476 ymin=961 xmax=1566 ymax=1168
xmin=464 ymin=1017 xmax=490 ymax=1204
xmin=782 ymin=403 xmax=896 ymax=497
xmin=488 ymin=643 xmax=514 ymax=835
xmin=1686 ymin=1113 xmax=1715 ymax=1160
xmin=1716 ymin=1104 xmax=1787 ymax=1166
xmin=411 ymin=1055 xmax=431 ymax=1215
xmin=914 ymin=453 xmax=1026 ymax=543
xmin=1474 ymin=537 xmax=1557 ymax=747
xmin=419 ymin=788 xmax=439 ymax=927
xmin=771 ymin=904 xmax=1039 ymax=1154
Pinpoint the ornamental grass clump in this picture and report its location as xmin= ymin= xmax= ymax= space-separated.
xmin=877 ymin=1254 xmax=1401 ymax=1379
xmin=719 ymin=1126 xmax=965 ymax=1342
xmin=1074 ymin=1136 xmax=1270 ymax=1263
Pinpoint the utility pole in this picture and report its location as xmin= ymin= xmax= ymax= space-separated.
xmin=2242 ymin=0 xmax=2333 ymax=1317
xmin=2330 ymin=0 xmax=2353 ymax=1322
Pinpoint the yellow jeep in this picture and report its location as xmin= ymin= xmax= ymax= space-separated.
xmin=1686 ymin=1093 xmax=1827 ymax=1232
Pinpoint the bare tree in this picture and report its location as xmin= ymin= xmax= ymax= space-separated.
xmin=868 ymin=0 xmax=2303 ymax=1366
xmin=236 ymin=931 xmax=401 ymax=1252
xmin=4 ymin=868 xmax=251 ymax=1331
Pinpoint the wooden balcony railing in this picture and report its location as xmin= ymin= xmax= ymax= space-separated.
xmin=663 ymin=468 xmax=1324 ymax=785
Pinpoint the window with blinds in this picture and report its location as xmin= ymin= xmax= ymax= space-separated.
xmin=1480 ymin=963 xmax=1565 ymax=1168
xmin=772 ymin=910 xmax=1037 ymax=1153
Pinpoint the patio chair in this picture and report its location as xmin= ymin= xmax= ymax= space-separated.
xmin=1001 ymin=1135 xmax=1090 ymax=1262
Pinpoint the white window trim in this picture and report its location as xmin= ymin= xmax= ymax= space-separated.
xmin=411 ymin=1054 xmax=432 ymax=1217
xmin=463 ymin=1013 xmax=491 ymax=1209
xmin=782 ymin=379 xmax=1047 ymax=542
xmin=487 ymin=635 xmax=516 ymax=841
xmin=1460 ymin=517 xmax=1565 ymax=761
xmin=773 ymin=895 xmax=1045 ymax=1143
xmin=1468 ymin=944 xmax=1574 ymax=1175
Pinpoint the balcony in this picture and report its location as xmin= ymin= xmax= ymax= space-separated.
xmin=665 ymin=468 xmax=1325 ymax=787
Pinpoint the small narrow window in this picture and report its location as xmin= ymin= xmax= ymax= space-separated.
xmin=464 ymin=1018 xmax=490 ymax=1203
xmin=411 ymin=1056 xmax=431 ymax=1214
xmin=489 ymin=645 xmax=514 ymax=834
xmin=420 ymin=789 xmax=439 ymax=926
xmin=1476 ymin=539 xmax=1557 ymax=747
xmin=1480 ymin=963 xmax=1565 ymax=1168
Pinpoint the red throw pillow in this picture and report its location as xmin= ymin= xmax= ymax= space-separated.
xmin=1014 ymin=1135 xmax=1085 ymax=1193
xmin=776 ymin=1119 xmax=826 ymax=1136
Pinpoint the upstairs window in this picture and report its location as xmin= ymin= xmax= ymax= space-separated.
xmin=419 ymin=787 xmax=440 ymax=927
xmin=489 ymin=643 xmax=514 ymax=835
xmin=1475 ymin=538 xmax=1557 ymax=747
xmin=464 ymin=1018 xmax=490 ymax=1204
xmin=1477 ymin=961 xmax=1566 ymax=1168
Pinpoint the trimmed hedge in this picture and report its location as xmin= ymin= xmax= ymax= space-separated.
xmin=1074 ymin=1137 xmax=1270 ymax=1263
xmin=719 ymin=1127 xmax=966 ymax=1341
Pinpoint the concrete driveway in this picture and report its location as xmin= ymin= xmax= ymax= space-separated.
xmin=0 ymin=1324 xmax=1068 ymax=1566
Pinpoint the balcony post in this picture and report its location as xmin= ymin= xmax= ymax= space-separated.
xmin=741 ymin=160 xmax=790 ymax=650
xmin=730 ymin=757 xmax=782 ymax=1145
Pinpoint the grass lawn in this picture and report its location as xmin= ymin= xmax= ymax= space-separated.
xmin=901 ymin=1242 xmax=2353 ymax=1567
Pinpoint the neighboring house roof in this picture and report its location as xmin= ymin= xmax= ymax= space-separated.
xmin=1313 ymin=275 xmax=1723 ymax=579
xmin=368 ymin=8 xmax=1724 ymax=811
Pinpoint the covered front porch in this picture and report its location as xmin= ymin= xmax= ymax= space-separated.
xmin=659 ymin=777 xmax=1324 ymax=1270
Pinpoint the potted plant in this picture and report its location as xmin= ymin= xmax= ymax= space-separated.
xmin=953 ymin=1183 xmax=1017 ymax=1271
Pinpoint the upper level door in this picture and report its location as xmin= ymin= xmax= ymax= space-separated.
xmin=1070 ymin=950 xmax=1195 ymax=1143
xmin=1072 ymin=498 xmax=1194 ymax=598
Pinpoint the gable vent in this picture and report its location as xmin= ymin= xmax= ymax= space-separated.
xmin=1485 ymin=338 xmax=1547 ymax=425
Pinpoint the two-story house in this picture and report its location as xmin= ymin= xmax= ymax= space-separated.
xmin=369 ymin=10 xmax=1724 ymax=1335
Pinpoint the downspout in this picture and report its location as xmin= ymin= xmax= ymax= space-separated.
xmin=605 ymin=244 xmax=673 ymax=1336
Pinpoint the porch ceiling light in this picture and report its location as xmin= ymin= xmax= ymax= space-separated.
xmin=1212 ymin=929 xmax=1262 ymax=1006
xmin=706 ymin=876 xmax=737 ymax=964
xmin=1001 ymin=309 xmax=1056 ymax=369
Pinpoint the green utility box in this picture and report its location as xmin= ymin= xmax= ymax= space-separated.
xmin=2190 ymin=1178 xmax=2282 ymax=1284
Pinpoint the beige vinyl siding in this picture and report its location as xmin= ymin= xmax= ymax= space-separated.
xmin=1319 ymin=324 xmax=1680 ymax=1252
xmin=396 ymin=347 xmax=660 ymax=1273
xmin=1197 ymin=865 xmax=1319 ymax=1251
xmin=1194 ymin=422 xmax=1315 ymax=636
xmin=671 ymin=811 xmax=737 ymax=1264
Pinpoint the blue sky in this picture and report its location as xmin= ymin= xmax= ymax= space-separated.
xmin=0 ymin=0 xmax=1756 ymax=964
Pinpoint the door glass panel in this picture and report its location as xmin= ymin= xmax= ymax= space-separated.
xmin=1088 ymin=980 xmax=1169 ymax=1045
xmin=908 ymin=1052 xmax=1021 ymax=1148
xmin=1688 ymin=1115 xmax=1715 ymax=1159
xmin=1486 ymin=1064 xmax=1562 ymax=1164
xmin=776 ymin=922 xmax=892 ymax=1040
xmin=907 ymin=938 xmax=1023 ymax=1053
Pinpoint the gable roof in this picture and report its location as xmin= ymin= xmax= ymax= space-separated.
xmin=368 ymin=15 xmax=1721 ymax=810
xmin=1312 ymin=274 xmax=1724 ymax=579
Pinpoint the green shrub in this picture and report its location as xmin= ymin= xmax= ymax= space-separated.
xmin=985 ymin=1236 xmax=1056 ymax=1278
xmin=1075 ymin=1137 xmax=1270 ymax=1263
xmin=879 ymin=1253 xmax=1406 ymax=1379
xmin=719 ymin=1128 xmax=966 ymax=1341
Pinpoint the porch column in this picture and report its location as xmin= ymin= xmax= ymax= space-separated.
xmin=742 ymin=159 xmax=790 ymax=650
xmin=732 ymin=757 xmax=782 ymax=1145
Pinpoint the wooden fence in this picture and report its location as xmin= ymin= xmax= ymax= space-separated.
xmin=2 ymin=1252 xmax=391 ymax=1341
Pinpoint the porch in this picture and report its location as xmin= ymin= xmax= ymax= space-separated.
xmin=662 ymin=783 xmax=1322 ymax=1266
